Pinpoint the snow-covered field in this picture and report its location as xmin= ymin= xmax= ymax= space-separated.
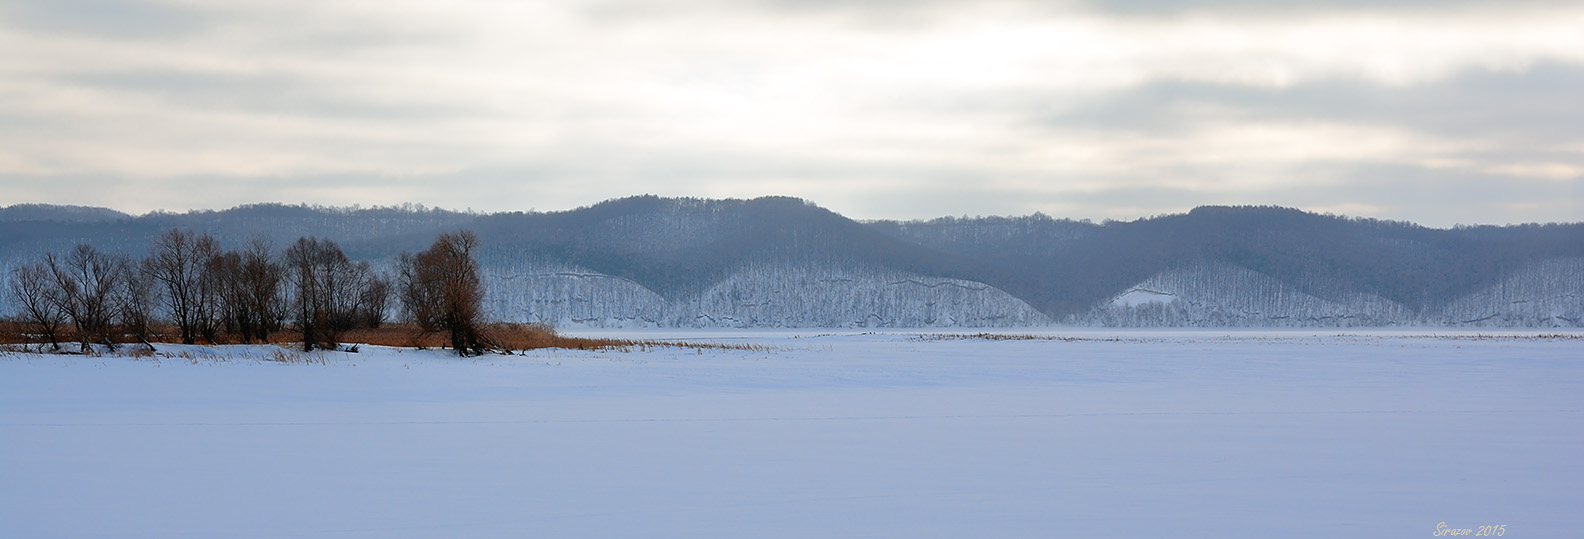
xmin=3 ymin=330 xmax=1581 ymax=538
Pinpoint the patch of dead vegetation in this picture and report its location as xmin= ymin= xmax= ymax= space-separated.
xmin=327 ymin=323 xmax=773 ymax=354
xmin=1404 ymin=333 xmax=1584 ymax=341
xmin=912 ymin=333 xmax=1127 ymax=342
xmin=478 ymin=323 xmax=773 ymax=354
xmin=0 ymin=321 xmax=27 ymax=345
xmin=4 ymin=320 xmax=769 ymax=356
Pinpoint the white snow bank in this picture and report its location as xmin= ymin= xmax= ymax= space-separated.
xmin=2 ymin=331 xmax=1580 ymax=537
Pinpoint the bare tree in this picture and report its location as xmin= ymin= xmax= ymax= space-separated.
xmin=325 ymin=260 xmax=374 ymax=333
xmin=286 ymin=237 xmax=378 ymax=351
xmin=286 ymin=237 xmax=329 ymax=351
xmin=194 ymin=238 xmax=227 ymax=343
xmin=398 ymin=252 xmax=439 ymax=335
xmin=357 ymin=270 xmax=392 ymax=329
xmin=146 ymin=229 xmax=222 ymax=344
xmin=46 ymin=244 xmax=125 ymax=348
xmin=399 ymin=231 xmax=486 ymax=356
xmin=115 ymin=261 xmax=158 ymax=345
xmin=210 ymin=240 xmax=283 ymax=343
xmin=8 ymin=262 xmax=67 ymax=350
xmin=238 ymin=237 xmax=286 ymax=342
xmin=210 ymin=251 xmax=249 ymax=342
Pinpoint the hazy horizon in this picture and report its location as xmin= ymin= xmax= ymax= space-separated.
xmin=7 ymin=194 xmax=1584 ymax=228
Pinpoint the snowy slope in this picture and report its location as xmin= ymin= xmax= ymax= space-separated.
xmin=1437 ymin=257 xmax=1584 ymax=326
xmin=678 ymin=264 xmax=1049 ymax=327
xmin=483 ymin=262 xmax=1049 ymax=328
xmin=4 ymin=199 xmax=1582 ymax=328
xmin=485 ymin=261 xmax=674 ymax=327
xmin=3 ymin=331 xmax=1580 ymax=537
xmin=1072 ymin=261 xmax=1411 ymax=327
xmin=1073 ymin=258 xmax=1584 ymax=327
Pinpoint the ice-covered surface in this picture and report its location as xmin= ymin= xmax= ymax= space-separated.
xmin=3 ymin=330 xmax=1581 ymax=537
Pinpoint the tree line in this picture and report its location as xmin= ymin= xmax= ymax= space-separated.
xmin=7 ymin=229 xmax=487 ymax=355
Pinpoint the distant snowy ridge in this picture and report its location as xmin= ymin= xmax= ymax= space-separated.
xmin=1108 ymin=288 xmax=1178 ymax=307
xmin=681 ymin=265 xmax=1050 ymax=328
xmin=1073 ymin=258 xmax=1584 ymax=327
xmin=484 ymin=262 xmax=672 ymax=327
xmin=1072 ymin=261 xmax=1414 ymax=327
xmin=483 ymin=262 xmax=1049 ymax=328
xmin=4 ymin=198 xmax=1582 ymax=328
xmin=1435 ymin=258 xmax=1584 ymax=327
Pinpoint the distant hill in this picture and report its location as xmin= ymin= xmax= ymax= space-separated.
xmin=469 ymin=196 xmax=980 ymax=299
xmin=0 ymin=204 xmax=131 ymax=223
xmin=2 ymin=197 xmax=1580 ymax=327
xmin=870 ymin=205 xmax=1584 ymax=320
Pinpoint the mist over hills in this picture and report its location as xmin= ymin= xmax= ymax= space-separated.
xmin=2 ymin=197 xmax=1580 ymax=327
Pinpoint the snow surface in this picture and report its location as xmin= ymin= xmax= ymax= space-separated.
xmin=484 ymin=263 xmax=1049 ymax=328
xmin=1108 ymin=287 xmax=1179 ymax=307
xmin=3 ymin=330 xmax=1582 ymax=537
xmin=1439 ymin=258 xmax=1584 ymax=326
xmin=1076 ymin=258 xmax=1584 ymax=328
xmin=480 ymin=257 xmax=1584 ymax=328
xmin=1074 ymin=261 xmax=1411 ymax=327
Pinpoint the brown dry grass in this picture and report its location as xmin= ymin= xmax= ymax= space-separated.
xmin=287 ymin=322 xmax=770 ymax=354
xmin=0 ymin=321 xmax=27 ymax=345
xmin=338 ymin=325 xmax=450 ymax=349
xmin=3 ymin=319 xmax=772 ymax=354
xmin=912 ymin=333 xmax=1126 ymax=342
xmin=480 ymin=323 xmax=772 ymax=353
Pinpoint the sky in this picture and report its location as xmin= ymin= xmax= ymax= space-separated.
xmin=1 ymin=0 xmax=1581 ymax=226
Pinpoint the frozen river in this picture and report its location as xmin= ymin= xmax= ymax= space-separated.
xmin=3 ymin=330 xmax=1581 ymax=537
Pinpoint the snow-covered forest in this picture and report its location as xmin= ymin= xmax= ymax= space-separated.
xmin=4 ymin=198 xmax=1582 ymax=328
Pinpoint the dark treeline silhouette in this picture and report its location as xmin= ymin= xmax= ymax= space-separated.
xmin=0 ymin=203 xmax=475 ymax=265
xmin=6 ymin=227 xmax=485 ymax=354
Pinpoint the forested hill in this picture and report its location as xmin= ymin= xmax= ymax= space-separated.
xmin=0 ymin=203 xmax=475 ymax=260
xmin=2 ymin=198 xmax=1581 ymax=327
xmin=467 ymin=196 xmax=981 ymax=300
xmin=870 ymin=206 xmax=1584 ymax=318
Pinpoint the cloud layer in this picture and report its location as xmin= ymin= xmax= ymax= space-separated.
xmin=1 ymin=0 xmax=1581 ymax=225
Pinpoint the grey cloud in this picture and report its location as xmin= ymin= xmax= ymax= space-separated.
xmin=0 ymin=0 xmax=211 ymax=37
xmin=1265 ymin=162 xmax=1584 ymax=226
xmin=2 ymin=1 xmax=460 ymax=56
xmin=306 ymin=148 xmax=1584 ymax=226
xmin=576 ymin=0 xmax=977 ymax=29
xmin=5 ymin=154 xmax=1579 ymax=226
xmin=60 ymin=70 xmax=485 ymax=122
xmin=1039 ymin=62 xmax=1584 ymax=145
xmin=1005 ymin=161 xmax=1584 ymax=226
xmin=583 ymin=0 xmax=1574 ymax=23
xmin=5 ymin=0 xmax=1578 ymax=228
xmin=1076 ymin=0 xmax=1575 ymax=16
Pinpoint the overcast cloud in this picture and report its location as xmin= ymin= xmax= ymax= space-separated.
xmin=1 ymin=0 xmax=1581 ymax=225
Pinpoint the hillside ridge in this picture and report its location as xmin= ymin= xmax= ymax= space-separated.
xmin=3 ymin=197 xmax=1581 ymax=327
